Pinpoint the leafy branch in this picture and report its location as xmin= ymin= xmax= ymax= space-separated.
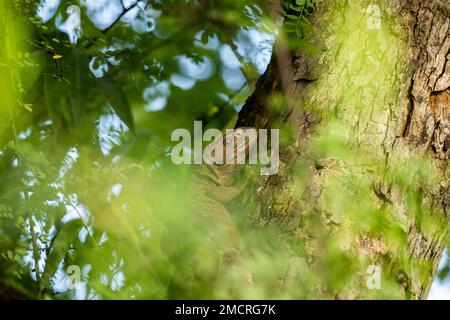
xmin=85 ymin=0 xmax=145 ymax=50
xmin=282 ymin=0 xmax=316 ymax=38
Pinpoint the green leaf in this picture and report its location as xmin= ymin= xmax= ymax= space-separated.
xmin=286 ymin=14 xmax=300 ymax=20
xmin=97 ymin=75 xmax=135 ymax=133
xmin=42 ymin=219 xmax=83 ymax=286
xmin=289 ymin=4 xmax=302 ymax=12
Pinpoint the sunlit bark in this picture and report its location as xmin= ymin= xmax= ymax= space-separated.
xmin=236 ymin=0 xmax=449 ymax=299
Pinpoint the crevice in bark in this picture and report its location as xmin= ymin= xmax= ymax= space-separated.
xmin=403 ymin=79 xmax=416 ymax=138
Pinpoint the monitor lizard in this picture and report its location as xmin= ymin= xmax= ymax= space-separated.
xmin=186 ymin=127 xmax=257 ymax=282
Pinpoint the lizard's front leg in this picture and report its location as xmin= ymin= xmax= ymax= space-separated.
xmin=207 ymin=166 xmax=253 ymax=203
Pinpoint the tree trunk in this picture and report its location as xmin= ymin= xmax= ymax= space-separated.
xmin=236 ymin=0 xmax=449 ymax=299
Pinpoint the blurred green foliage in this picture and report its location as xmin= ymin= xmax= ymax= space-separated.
xmin=0 ymin=0 xmax=447 ymax=300
xmin=0 ymin=0 xmax=280 ymax=299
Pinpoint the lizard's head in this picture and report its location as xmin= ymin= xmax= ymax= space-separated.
xmin=205 ymin=127 xmax=257 ymax=165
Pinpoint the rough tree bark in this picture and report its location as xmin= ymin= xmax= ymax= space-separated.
xmin=236 ymin=0 xmax=449 ymax=299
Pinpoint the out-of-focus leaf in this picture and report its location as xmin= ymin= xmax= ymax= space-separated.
xmin=42 ymin=219 xmax=83 ymax=286
xmin=438 ymin=265 xmax=450 ymax=281
xmin=97 ymin=75 xmax=135 ymax=133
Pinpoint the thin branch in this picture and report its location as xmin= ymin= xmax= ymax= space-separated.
xmin=1 ymin=7 xmax=43 ymax=295
xmin=28 ymin=216 xmax=42 ymax=297
xmin=101 ymin=0 xmax=142 ymax=35
xmin=85 ymin=0 xmax=144 ymax=50
xmin=2 ymin=80 xmax=43 ymax=297
xmin=10 ymin=112 xmax=42 ymax=298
